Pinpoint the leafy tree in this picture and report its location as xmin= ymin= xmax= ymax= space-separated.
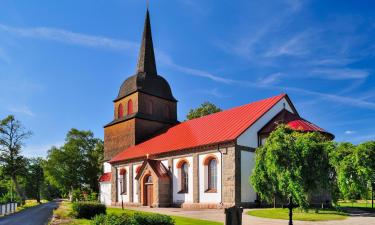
xmin=0 ymin=115 xmax=32 ymax=204
xmin=186 ymin=102 xmax=221 ymax=120
xmin=250 ymin=125 xmax=333 ymax=209
xmin=44 ymin=129 xmax=103 ymax=197
xmin=355 ymin=141 xmax=375 ymax=208
xmin=25 ymin=158 xmax=44 ymax=203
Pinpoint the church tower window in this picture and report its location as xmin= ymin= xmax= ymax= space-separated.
xmin=127 ymin=99 xmax=133 ymax=115
xmin=118 ymin=104 xmax=124 ymax=118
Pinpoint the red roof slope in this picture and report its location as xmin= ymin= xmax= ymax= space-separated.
xmin=288 ymin=119 xmax=325 ymax=132
xmin=110 ymin=94 xmax=286 ymax=163
xmin=99 ymin=172 xmax=111 ymax=182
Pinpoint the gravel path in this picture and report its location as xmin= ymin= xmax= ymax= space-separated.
xmin=0 ymin=201 xmax=59 ymax=225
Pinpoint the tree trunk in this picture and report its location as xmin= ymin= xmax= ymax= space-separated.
xmin=36 ymin=181 xmax=41 ymax=203
xmin=11 ymin=175 xmax=26 ymax=205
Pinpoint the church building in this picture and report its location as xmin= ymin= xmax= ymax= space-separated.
xmin=99 ymin=10 xmax=333 ymax=208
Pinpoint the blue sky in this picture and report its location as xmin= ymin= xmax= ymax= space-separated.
xmin=0 ymin=0 xmax=374 ymax=157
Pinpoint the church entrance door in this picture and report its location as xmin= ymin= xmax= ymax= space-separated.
xmin=144 ymin=175 xmax=153 ymax=206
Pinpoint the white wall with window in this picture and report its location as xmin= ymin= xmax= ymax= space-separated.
xmin=117 ymin=165 xmax=130 ymax=202
xmin=132 ymin=164 xmax=141 ymax=203
xmin=199 ymin=152 xmax=221 ymax=203
xmin=172 ymin=157 xmax=193 ymax=203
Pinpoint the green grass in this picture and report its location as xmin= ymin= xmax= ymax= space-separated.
xmin=106 ymin=207 xmax=222 ymax=225
xmin=247 ymin=208 xmax=348 ymax=221
xmin=16 ymin=199 xmax=48 ymax=212
xmin=52 ymin=202 xmax=222 ymax=225
xmin=337 ymin=200 xmax=374 ymax=208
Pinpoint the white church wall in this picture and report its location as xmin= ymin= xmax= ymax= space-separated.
xmin=237 ymin=97 xmax=295 ymax=203
xmin=237 ymin=97 xmax=294 ymax=148
xmin=240 ymin=151 xmax=257 ymax=202
xmin=172 ymin=156 xmax=193 ymax=204
xmin=132 ymin=163 xmax=142 ymax=203
xmin=199 ymin=152 xmax=221 ymax=203
xmin=99 ymin=182 xmax=111 ymax=206
xmin=103 ymin=162 xmax=111 ymax=173
xmin=117 ymin=165 xmax=130 ymax=203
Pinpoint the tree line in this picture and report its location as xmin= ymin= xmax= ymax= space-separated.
xmin=0 ymin=115 xmax=103 ymax=205
xmin=251 ymin=125 xmax=375 ymax=209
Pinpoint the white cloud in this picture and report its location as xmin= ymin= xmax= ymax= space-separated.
xmin=264 ymin=32 xmax=309 ymax=57
xmin=281 ymin=86 xmax=375 ymax=111
xmin=7 ymin=105 xmax=35 ymax=117
xmin=311 ymin=68 xmax=369 ymax=80
xmin=0 ymin=24 xmax=138 ymax=52
xmin=257 ymin=72 xmax=284 ymax=85
xmin=345 ymin=130 xmax=356 ymax=135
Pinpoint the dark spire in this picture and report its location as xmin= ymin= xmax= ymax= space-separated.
xmin=136 ymin=9 xmax=157 ymax=76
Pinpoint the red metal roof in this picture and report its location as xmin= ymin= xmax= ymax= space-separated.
xmin=99 ymin=172 xmax=111 ymax=182
xmin=287 ymin=119 xmax=326 ymax=132
xmin=110 ymin=94 xmax=286 ymax=163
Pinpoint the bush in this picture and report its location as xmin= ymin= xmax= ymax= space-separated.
xmin=134 ymin=213 xmax=174 ymax=225
xmin=90 ymin=213 xmax=174 ymax=225
xmin=72 ymin=201 xmax=106 ymax=219
xmin=91 ymin=213 xmax=138 ymax=225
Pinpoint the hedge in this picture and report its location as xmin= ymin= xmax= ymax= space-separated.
xmin=91 ymin=212 xmax=174 ymax=225
xmin=72 ymin=201 xmax=106 ymax=219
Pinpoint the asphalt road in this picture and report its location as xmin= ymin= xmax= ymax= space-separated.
xmin=0 ymin=201 xmax=59 ymax=225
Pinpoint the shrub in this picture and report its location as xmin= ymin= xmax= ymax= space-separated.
xmin=134 ymin=213 xmax=174 ymax=225
xmin=71 ymin=189 xmax=84 ymax=202
xmin=91 ymin=213 xmax=138 ymax=225
xmin=72 ymin=201 xmax=106 ymax=219
xmin=90 ymin=213 xmax=175 ymax=225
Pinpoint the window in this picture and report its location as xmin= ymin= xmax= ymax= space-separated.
xmin=127 ymin=99 xmax=133 ymax=115
xmin=207 ymin=159 xmax=217 ymax=191
xmin=120 ymin=168 xmax=127 ymax=195
xmin=180 ymin=162 xmax=189 ymax=193
xmin=118 ymin=104 xmax=123 ymax=118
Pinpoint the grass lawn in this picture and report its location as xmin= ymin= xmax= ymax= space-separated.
xmin=52 ymin=201 xmax=222 ymax=225
xmin=106 ymin=208 xmax=222 ymax=225
xmin=337 ymin=200 xmax=374 ymax=208
xmin=247 ymin=208 xmax=348 ymax=221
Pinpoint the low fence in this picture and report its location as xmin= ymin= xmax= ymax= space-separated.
xmin=0 ymin=202 xmax=18 ymax=216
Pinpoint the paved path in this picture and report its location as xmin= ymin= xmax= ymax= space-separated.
xmin=0 ymin=201 xmax=59 ymax=225
xmin=116 ymin=206 xmax=375 ymax=225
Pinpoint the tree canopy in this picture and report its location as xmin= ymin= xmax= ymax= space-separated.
xmin=44 ymin=128 xmax=103 ymax=195
xmin=186 ymin=102 xmax=222 ymax=120
xmin=0 ymin=115 xmax=32 ymax=204
xmin=250 ymin=125 xmax=334 ymax=208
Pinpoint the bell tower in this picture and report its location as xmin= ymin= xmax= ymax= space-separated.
xmin=103 ymin=9 xmax=178 ymax=161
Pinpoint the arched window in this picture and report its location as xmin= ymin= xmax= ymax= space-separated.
xmin=207 ymin=159 xmax=217 ymax=191
xmin=118 ymin=104 xmax=123 ymax=118
xmin=120 ymin=168 xmax=127 ymax=195
xmin=127 ymin=99 xmax=133 ymax=115
xmin=180 ymin=162 xmax=189 ymax=193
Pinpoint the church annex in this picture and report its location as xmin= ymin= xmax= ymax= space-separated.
xmin=99 ymin=10 xmax=333 ymax=208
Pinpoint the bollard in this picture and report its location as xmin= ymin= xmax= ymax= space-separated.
xmin=225 ymin=206 xmax=243 ymax=225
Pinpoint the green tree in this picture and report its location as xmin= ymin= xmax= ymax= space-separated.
xmin=250 ymin=125 xmax=333 ymax=209
xmin=0 ymin=115 xmax=32 ymax=204
xmin=186 ymin=102 xmax=221 ymax=120
xmin=25 ymin=158 xmax=44 ymax=203
xmin=44 ymin=129 xmax=103 ymax=197
xmin=355 ymin=141 xmax=375 ymax=208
